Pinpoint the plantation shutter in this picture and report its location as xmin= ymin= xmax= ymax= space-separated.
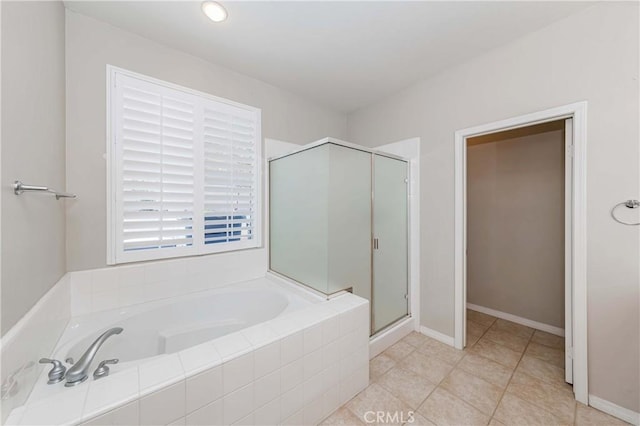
xmin=114 ymin=74 xmax=197 ymax=260
xmin=110 ymin=69 xmax=260 ymax=264
xmin=202 ymin=101 xmax=257 ymax=247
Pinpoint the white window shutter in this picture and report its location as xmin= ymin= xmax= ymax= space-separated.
xmin=110 ymin=68 xmax=260 ymax=264
xmin=115 ymin=74 xmax=197 ymax=260
xmin=202 ymin=102 xmax=257 ymax=248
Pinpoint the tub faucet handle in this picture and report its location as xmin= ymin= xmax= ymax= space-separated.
xmin=93 ymin=359 xmax=118 ymax=380
xmin=39 ymin=358 xmax=66 ymax=384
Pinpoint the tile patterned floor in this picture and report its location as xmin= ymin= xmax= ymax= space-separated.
xmin=322 ymin=310 xmax=629 ymax=426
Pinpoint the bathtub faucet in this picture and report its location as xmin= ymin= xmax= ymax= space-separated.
xmin=65 ymin=327 xmax=123 ymax=387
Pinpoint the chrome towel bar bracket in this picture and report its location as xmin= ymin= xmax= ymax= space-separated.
xmin=611 ymin=199 xmax=640 ymax=226
xmin=13 ymin=180 xmax=76 ymax=200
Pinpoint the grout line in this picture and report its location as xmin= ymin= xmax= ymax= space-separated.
xmin=410 ymin=327 xmax=494 ymax=424
xmin=486 ymin=326 xmax=535 ymax=423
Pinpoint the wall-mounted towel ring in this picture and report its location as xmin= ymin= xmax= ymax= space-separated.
xmin=611 ymin=199 xmax=640 ymax=226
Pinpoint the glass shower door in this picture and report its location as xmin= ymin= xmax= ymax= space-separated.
xmin=372 ymin=154 xmax=409 ymax=334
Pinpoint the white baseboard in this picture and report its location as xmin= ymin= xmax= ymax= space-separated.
xmin=369 ymin=317 xmax=414 ymax=359
xmin=467 ymin=303 xmax=565 ymax=337
xmin=419 ymin=326 xmax=455 ymax=346
xmin=589 ymin=395 xmax=640 ymax=425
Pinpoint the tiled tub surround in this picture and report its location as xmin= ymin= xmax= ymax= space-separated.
xmin=0 ymin=251 xmax=265 ymax=423
xmin=69 ymin=250 xmax=268 ymax=316
xmin=6 ymin=284 xmax=369 ymax=425
xmin=0 ymin=275 xmax=71 ymax=423
xmin=59 ymin=278 xmax=315 ymax=369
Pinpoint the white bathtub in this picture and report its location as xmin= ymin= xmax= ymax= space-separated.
xmin=9 ymin=275 xmax=370 ymax=426
xmin=58 ymin=277 xmax=315 ymax=370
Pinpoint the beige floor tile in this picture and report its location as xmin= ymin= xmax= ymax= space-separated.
xmin=377 ymin=366 xmax=436 ymax=409
xmin=370 ymin=353 xmax=397 ymax=381
xmin=346 ymin=383 xmax=413 ymax=426
xmin=416 ymin=337 xmax=465 ymax=365
xmin=467 ymin=320 xmax=490 ymax=336
xmin=493 ymin=393 xmax=567 ymax=426
xmin=457 ymin=353 xmax=514 ymax=388
xmin=525 ymin=341 xmax=564 ymax=368
xmin=467 ymin=309 xmax=497 ymax=327
xmin=400 ymin=351 xmax=454 ymax=384
xmin=440 ymin=368 xmax=504 ymax=415
xmin=384 ymin=340 xmax=416 ymax=362
xmin=406 ymin=412 xmax=436 ymax=426
xmin=507 ymin=370 xmax=575 ymax=424
xmin=488 ymin=418 xmax=506 ymax=426
xmin=401 ymin=331 xmax=430 ymax=348
xmin=575 ymin=402 xmax=630 ymax=426
xmin=490 ymin=319 xmax=534 ymax=339
xmin=517 ymin=354 xmax=565 ymax=386
xmin=417 ymin=387 xmax=490 ymax=426
xmin=531 ymin=330 xmax=565 ymax=349
xmin=469 ymin=339 xmax=522 ymax=368
xmin=482 ymin=328 xmax=530 ymax=353
xmin=465 ymin=331 xmax=483 ymax=349
xmin=321 ymin=407 xmax=365 ymax=425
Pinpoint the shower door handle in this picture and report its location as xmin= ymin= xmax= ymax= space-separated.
xmin=373 ymin=238 xmax=379 ymax=250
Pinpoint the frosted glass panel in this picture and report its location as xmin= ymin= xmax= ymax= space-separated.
xmin=327 ymin=145 xmax=372 ymax=298
xmin=270 ymin=143 xmax=372 ymax=296
xmin=373 ymin=155 xmax=408 ymax=333
xmin=269 ymin=145 xmax=330 ymax=293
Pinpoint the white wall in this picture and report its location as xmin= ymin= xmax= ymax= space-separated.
xmin=1 ymin=1 xmax=67 ymax=335
xmin=347 ymin=2 xmax=639 ymax=412
xmin=467 ymin=130 xmax=565 ymax=329
xmin=65 ymin=10 xmax=347 ymax=271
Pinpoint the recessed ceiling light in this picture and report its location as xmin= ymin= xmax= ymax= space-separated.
xmin=202 ymin=1 xmax=227 ymax=23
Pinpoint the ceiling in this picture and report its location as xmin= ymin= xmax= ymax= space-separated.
xmin=64 ymin=1 xmax=594 ymax=113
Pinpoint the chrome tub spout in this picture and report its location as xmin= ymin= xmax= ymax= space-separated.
xmin=65 ymin=327 xmax=123 ymax=386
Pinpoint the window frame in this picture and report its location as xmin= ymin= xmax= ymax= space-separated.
xmin=106 ymin=65 xmax=262 ymax=265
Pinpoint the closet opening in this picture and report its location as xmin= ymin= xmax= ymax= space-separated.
xmin=454 ymin=102 xmax=589 ymax=404
xmin=466 ymin=119 xmax=567 ymax=365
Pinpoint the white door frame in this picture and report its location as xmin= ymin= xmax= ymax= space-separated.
xmin=453 ymin=101 xmax=588 ymax=405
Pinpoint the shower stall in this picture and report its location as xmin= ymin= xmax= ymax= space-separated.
xmin=269 ymin=138 xmax=409 ymax=336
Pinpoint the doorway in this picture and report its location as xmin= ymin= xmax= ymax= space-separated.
xmin=454 ymin=102 xmax=588 ymax=405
